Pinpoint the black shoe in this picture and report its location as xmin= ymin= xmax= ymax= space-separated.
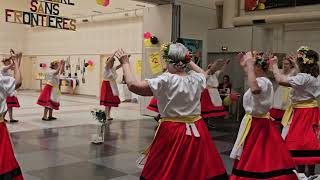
xmin=48 ymin=117 xmax=57 ymax=120
xmin=42 ymin=118 xmax=50 ymax=121
xmin=4 ymin=119 xmax=8 ymax=122
xmin=9 ymin=120 xmax=19 ymax=123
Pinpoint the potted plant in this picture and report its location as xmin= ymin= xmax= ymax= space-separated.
xmin=91 ymin=109 xmax=107 ymax=144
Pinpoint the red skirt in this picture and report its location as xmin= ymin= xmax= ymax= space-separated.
xmin=37 ymin=84 xmax=60 ymax=110
xmin=141 ymin=119 xmax=228 ymax=180
xmin=0 ymin=122 xmax=24 ymax=180
xmin=284 ymin=107 xmax=320 ymax=165
xmin=200 ymin=89 xmax=226 ymax=118
xmin=230 ymin=118 xmax=297 ymax=180
xmin=147 ymin=97 xmax=159 ymax=113
xmin=270 ymin=108 xmax=285 ymax=126
xmin=6 ymin=96 xmax=20 ymax=108
xmin=100 ymin=81 xmax=120 ymax=107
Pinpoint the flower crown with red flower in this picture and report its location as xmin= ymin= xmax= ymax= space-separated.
xmin=161 ymin=43 xmax=192 ymax=65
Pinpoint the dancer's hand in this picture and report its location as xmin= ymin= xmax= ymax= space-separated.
xmin=116 ymin=49 xmax=130 ymax=64
xmin=269 ymin=56 xmax=278 ymax=65
xmin=2 ymin=59 xmax=15 ymax=71
xmin=240 ymin=51 xmax=254 ymax=68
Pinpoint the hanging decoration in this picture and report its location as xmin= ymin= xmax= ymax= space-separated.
xmin=87 ymin=60 xmax=94 ymax=66
xmin=150 ymin=36 xmax=159 ymax=45
xmin=39 ymin=63 xmax=47 ymax=69
xmin=5 ymin=0 xmax=76 ymax=31
xmin=96 ymin=0 xmax=110 ymax=7
xmin=144 ymin=32 xmax=152 ymax=39
xmin=144 ymin=39 xmax=152 ymax=47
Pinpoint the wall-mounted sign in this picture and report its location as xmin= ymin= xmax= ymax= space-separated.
xmin=5 ymin=0 xmax=76 ymax=31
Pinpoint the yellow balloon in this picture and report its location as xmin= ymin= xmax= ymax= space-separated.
xmin=257 ymin=3 xmax=265 ymax=10
xmin=223 ymin=96 xmax=232 ymax=106
xmin=96 ymin=0 xmax=103 ymax=5
xmin=144 ymin=39 xmax=152 ymax=47
xmin=88 ymin=65 xmax=94 ymax=72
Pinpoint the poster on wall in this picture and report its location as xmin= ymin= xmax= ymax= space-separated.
xmin=149 ymin=52 xmax=163 ymax=75
xmin=180 ymin=38 xmax=203 ymax=67
xmin=245 ymin=0 xmax=320 ymax=11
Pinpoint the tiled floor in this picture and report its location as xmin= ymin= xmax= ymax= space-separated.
xmin=6 ymin=91 xmax=319 ymax=179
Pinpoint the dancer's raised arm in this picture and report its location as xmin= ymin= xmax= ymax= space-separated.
xmin=271 ymin=56 xmax=290 ymax=87
xmin=116 ymin=49 xmax=153 ymax=96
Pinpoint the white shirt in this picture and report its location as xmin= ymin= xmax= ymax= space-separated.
xmin=272 ymin=70 xmax=295 ymax=110
xmin=288 ymin=73 xmax=320 ymax=102
xmin=0 ymin=68 xmax=11 ymax=77
xmin=206 ymin=71 xmax=220 ymax=88
xmin=104 ymin=67 xmax=118 ymax=81
xmin=47 ymin=69 xmax=60 ymax=85
xmin=0 ymin=74 xmax=16 ymax=116
xmin=103 ymin=67 xmax=119 ymax=96
xmin=146 ymin=71 xmax=206 ymax=118
xmin=243 ymin=77 xmax=274 ymax=116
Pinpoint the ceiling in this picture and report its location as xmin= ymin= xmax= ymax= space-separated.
xmin=42 ymin=0 xmax=156 ymax=18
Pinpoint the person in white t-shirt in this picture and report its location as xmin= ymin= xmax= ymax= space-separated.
xmin=272 ymin=46 xmax=320 ymax=177
xmin=115 ymin=43 xmax=228 ymax=180
xmin=0 ymin=52 xmax=24 ymax=179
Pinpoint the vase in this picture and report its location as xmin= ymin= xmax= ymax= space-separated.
xmin=91 ymin=124 xmax=106 ymax=144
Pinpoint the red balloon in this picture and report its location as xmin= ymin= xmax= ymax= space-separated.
xmin=144 ymin=32 xmax=152 ymax=39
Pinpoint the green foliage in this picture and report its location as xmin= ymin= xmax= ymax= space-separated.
xmin=91 ymin=109 xmax=107 ymax=124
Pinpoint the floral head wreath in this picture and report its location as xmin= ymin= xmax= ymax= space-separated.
xmin=297 ymin=46 xmax=314 ymax=65
xmin=161 ymin=43 xmax=192 ymax=65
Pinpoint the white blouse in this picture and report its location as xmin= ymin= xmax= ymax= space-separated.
xmin=47 ymin=69 xmax=60 ymax=86
xmin=103 ymin=67 xmax=119 ymax=96
xmin=0 ymin=68 xmax=11 ymax=77
xmin=206 ymin=71 xmax=220 ymax=88
xmin=0 ymin=74 xmax=16 ymax=116
xmin=243 ymin=77 xmax=274 ymax=116
xmin=146 ymin=71 xmax=206 ymax=118
xmin=272 ymin=70 xmax=295 ymax=110
xmin=288 ymin=73 xmax=320 ymax=102
xmin=104 ymin=67 xmax=118 ymax=81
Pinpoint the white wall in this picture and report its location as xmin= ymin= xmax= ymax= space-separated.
xmin=283 ymin=22 xmax=320 ymax=53
xmin=207 ymin=27 xmax=252 ymax=52
xmin=0 ymin=0 xmax=28 ymax=54
xmin=178 ymin=1 xmax=217 ymax=67
xmin=25 ymin=18 xmax=143 ymax=55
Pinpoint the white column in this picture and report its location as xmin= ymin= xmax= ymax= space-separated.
xmin=222 ymin=0 xmax=238 ymax=28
